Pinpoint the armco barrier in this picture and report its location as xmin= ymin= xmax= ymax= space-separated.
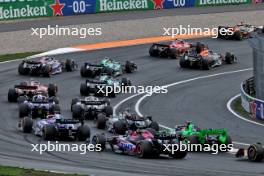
xmin=241 ymin=77 xmax=264 ymax=120
xmin=0 ymin=0 xmax=261 ymax=21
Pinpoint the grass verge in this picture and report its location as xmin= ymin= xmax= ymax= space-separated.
xmin=0 ymin=165 xmax=87 ymax=176
xmin=0 ymin=52 xmax=41 ymax=62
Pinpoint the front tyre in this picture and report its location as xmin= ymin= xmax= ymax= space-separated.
xmin=248 ymin=143 xmax=264 ymax=162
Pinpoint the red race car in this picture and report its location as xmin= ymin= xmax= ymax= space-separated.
xmin=149 ymin=39 xmax=194 ymax=59
xmin=8 ymin=80 xmax=58 ymax=103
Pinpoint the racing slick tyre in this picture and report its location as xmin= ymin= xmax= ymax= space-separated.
xmin=188 ymin=135 xmax=200 ymax=144
xmin=72 ymin=104 xmax=84 ymax=119
xmin=234 ymin=31 xmax=243 ymax=40
xmin=21 ymin=117 xmax=33 ymax=133
xmin=42 ymin=65 xmax=51 ymax=77
xmin=125 ymin=61 xmax=136 ymax=73
xmin=8 ymin=88 xmax=18 ymax=102
xmin=168 ymin=48 xmax=177 ymax=59
xmin=43 ymin=124 xmax=57 ymax=141
xmin=247 ymin=143 xmax=264 ymax=162
xmin=51 ymin=104 xmax=60 ymax=114
xmin=104 ymin=105 xmax=113 ymax=116
xmin=48 ymin=84 xmax=57 ymax=97
xmin=77 ymin=125 xmax=91 ymax=141
xmin=80 ymin=65 xmax=95 ymax=77
xmin=121 ymin=78 xmax=132 ymax=86
xmin=225 ymin=52 xmax=235 ymax=64
xmin=96 ymin=113 xmax=107 ymax=129
xmin=169 ymin=143 xmax=187 ymax=159
xmin=92 ymin=134 xmax=106 ymax=151
xmin=71 ymin=98 xmax=79 ymax=111
xmin=179 ymin=55 xmax=189 ymax=68
xmin=136 ymin=141 xmax=153 ymax=158
xmin=17 ymin=96 xmax=27 ymax=104
xmin=149 ymin=121 xmax=159 ymax=131
xmin=80 ymin=83 xmax=89 ymax=96
xmin=113 ymin=120 xmax=127 ymax=135
xmin=65 ymin=59 xmax=75 ymax=72
xmin=201 ymin=59 xmax=211 ymax=70
xmin=18 ymin=63 xmax=28 ymax=75
xmin=149 ymin=45 xmax=159 ymax=57
xmin=19 ymin=103 xmax=29 ymax=118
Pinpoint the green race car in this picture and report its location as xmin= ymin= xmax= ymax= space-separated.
xmin=175 ymin=121 xmax=232 ymax=146
xmin=81 ymin=57 xmax=137 ymax=77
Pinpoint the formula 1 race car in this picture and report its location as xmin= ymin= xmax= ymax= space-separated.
xmin=18 ymin=57 xmax=77 ymax=77
xmin=218 ymin=23 xmax=264 ymax=40
xmin=91 ymin=129 xmax=187 ymax=159
xmin=71 ymin=96 xmax=113 ymax=120
xmin=80 ymin=75 xmax=131 ymax=97
xmin=95 ymin=110 xmax=159 ymax=135
xmin=19 ymin=114 xmax=90 ymax=141
xmin=179 ymin=46 xmax=237 ymax=70
xmin=236 ymin=143 xmax=264 ymax=162
xmin=175 ymin=121 xmax=232 ymax=146
xmin=8 ymin=80 xmax=57 ymax=102
xmin=80 ymin=57 xmax=137 ymax=77
xmin=19 ymin=94 xmax=60 ymax=118
xmin=149 ymin=39 xmax=194 ymax=59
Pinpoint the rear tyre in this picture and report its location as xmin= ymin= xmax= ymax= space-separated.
xmin=18 ymin=62 xmax=27 ymax=75
xmin=113 ymin=120 xmax=127 ymax=135
xmin=136 ymin=141 xmax=153 ymax=158
xmin=149 ymin=45 xmax=159 ymax=57
xmin=234 ymin=31 xmax=243 ymax=41
xmin=65 ymin=59 xmax=75 ymax=72
xmin=80 ymin=65 xmax=87 ymax=77
xmin=168 ymin=48 xmax=177 ymax=59
xmin=8 ymin=88 xmax=18 ymax=102
xmin=72 ymin=104 xmax=83 ymax=119
xmin=179 ymin=55 xmax=189 ymax=68
xmin=80 ymin=83 xmax=88 ymax=96
xmin=248 ymin=143 xmax=264 ymax=162
xmin=17 ymin=96 xmax=27 ymax=104
xmin=225 ymin=52 xmax=235 ymax=64
xmin=42 ymin=65 xmax=51 ymax=77
xmin=19 ymin=103 xmax=29 ymax=118
xmin=125 ymin=61 xmax=135 ymax=73
xmin=92 ymin=134 xmax=106 ymax=151
xmin=43 ymin=124 xmax=56 ymax=140
xmin=77 ymin=125 xmax=91 ymax=141
xmin=51 ymin=104 xmax=60 ymax=114
xmin=104 ymin=106 xmax=113 ymax=116
xmin=48 ymin=84 xmax=57 ymax=97
xmin=149 ymin=121 xmax=159 ymax=131
xmin=71 ymin=98 xmax=79 ymax=111
xmin=96 ymin=113 xmax=107 ymax=129
xmin=22 ymin=117 xmax=33 ymax=133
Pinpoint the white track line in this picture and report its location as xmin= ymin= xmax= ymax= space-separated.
xmin=227 ymin=94 xmax=264 ymax=127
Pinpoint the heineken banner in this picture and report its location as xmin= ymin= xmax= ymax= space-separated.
xmin=0 ymin=0 xmax=96 ymax=20
xmin=195 ymin=0 xmax=251 ymax=6
xmin=0 ymin=0 xmax=256 ymax=20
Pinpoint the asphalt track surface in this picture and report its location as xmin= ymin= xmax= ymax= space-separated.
xmin=0 ymin=37 xmax=264 ymax=176
xmin=1 ymin=4 xmax=264 ymax=32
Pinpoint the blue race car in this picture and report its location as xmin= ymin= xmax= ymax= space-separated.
xmin=19 ymin=114 xmax=90 ymax=141
xmin=18 ymin=94 xmax=60 ymax=118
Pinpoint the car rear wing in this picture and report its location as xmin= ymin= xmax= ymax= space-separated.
xmin=84 ymin=62 xmax=103 ymax=68
xmin=152 ymin=43 xmax=170 ymax=48
xmin=154 ymin=131 xmax=177 ymax=140
xmin=55 ymin=119 xmax=82 ymax=124
xmin=23 ymin=60 xmax=42 ymax=65
xmin=86 ymin=79 xmax=107 ymax=85
xmin=80 ymin=100 xmax=106 ymax=105
xmin=15 ymin=85 xmax=38 ymax=90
